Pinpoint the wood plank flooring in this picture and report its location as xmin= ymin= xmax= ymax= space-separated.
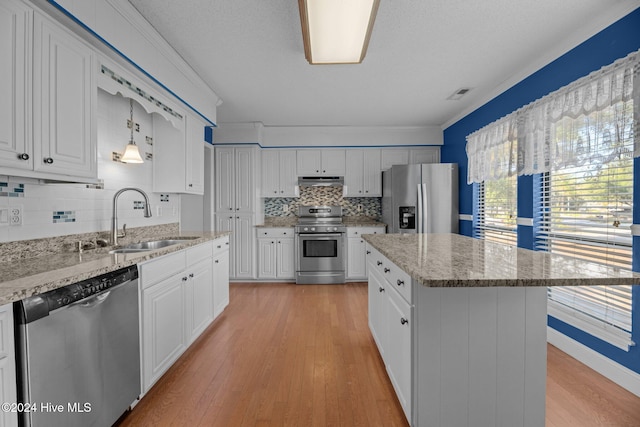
xmin=117 ymin=282 xmax=640 ymax=427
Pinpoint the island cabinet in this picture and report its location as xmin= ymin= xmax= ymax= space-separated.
xmin=139 ymin=239 xmax=229 ymax=395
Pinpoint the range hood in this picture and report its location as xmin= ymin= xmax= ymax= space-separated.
xmin=297 ymin=176 xmax=344 ymax=187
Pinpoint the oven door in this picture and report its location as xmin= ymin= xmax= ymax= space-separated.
xmin=296 ymin=233 xmax=345 ymax=284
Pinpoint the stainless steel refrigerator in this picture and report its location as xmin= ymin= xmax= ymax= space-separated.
xmin=382 ymin=163 xmax=459 ymax=234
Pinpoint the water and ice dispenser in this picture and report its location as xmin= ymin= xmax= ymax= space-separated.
xmin=399 ymin=206 xmax=416 ymax=230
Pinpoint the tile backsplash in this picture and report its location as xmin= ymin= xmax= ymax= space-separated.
xmin=264 ymin=186 xmax=381 ymax=218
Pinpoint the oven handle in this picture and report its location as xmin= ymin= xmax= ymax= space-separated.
xmin=297 ymin=233 xmax=344 ymax=238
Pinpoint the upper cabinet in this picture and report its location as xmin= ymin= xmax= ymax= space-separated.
xmin=381 ymin=147 xmax=441 ymax=170
xmin=0 ymin=4 xmax=97 ymax=181
xmin=153 ymin=111 xmax=205 ymax=195
xmin=381 ymin=149 xmax=409 ymax=171
xmin=297 ymin=149 xmax=345 ymax=176
xmin=344 ymin=150 xmax=382 ymax=197
xmin=409 ymin=147 xmax=440 ymax=164
xmin=262 ymin=149 xmax=297 ymax=197
xmin=215 ymin=146 xmax=257 ymax=213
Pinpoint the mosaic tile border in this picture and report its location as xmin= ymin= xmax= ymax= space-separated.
xmin=0 ymin=182 xmax=25 ymax=197
xmin=53 ymin=211 xmax=76 ymax=223
xmin=264 ymin=186 xmax=381 ymax=218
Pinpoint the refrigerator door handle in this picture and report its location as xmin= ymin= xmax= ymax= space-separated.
xmin=422 ymin=183 xmax=428 ymax=233
xmin=417 ymin=184 xmax=423 ymax=233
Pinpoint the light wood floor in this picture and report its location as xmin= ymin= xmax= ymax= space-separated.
xmin=117 ymin=283 xmax=640 ymax=427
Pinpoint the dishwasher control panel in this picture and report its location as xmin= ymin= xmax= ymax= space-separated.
xmin=15 ymin=265 xmax=139 ymax=324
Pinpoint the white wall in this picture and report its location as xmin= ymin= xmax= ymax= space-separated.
xmin=214 ymin=122 xmax=443 ymax=147
xmin=0 ymin=90 xmax=180 ymax=242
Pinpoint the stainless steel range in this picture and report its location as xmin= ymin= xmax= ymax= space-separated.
xmin=295 ymin=205 xmax=346 ymax=284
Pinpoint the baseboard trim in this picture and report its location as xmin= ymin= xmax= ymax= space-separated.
xmin=547 ymin=327 xmax=640 ymax=397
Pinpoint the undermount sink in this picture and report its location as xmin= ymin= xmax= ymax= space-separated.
xmin=109 ymin=238 xmax=197 ymax=254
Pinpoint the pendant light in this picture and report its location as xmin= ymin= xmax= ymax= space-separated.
xmin=298 ymin=0 xmax=380 ymax=64
xmin=121 ymin=98 xmax=144 ymax=163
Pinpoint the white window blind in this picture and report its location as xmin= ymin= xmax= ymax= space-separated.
xmin=475 ymin=175 xmax=517 ymax=246
xmin=535 ymin=100 xmax=634 ymax=350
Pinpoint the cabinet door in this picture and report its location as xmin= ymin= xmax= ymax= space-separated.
xmin=215 ymin=147 xmax=235 ymax=212
xmin=142 ymin=273 xmax=186 ymax=392
xmin=409 ymin=147 xmax=440 ymax=164
xmin=344 ymin=150 xmax=364 ymax=196
xmin=362 ymin=150 xmax=382 ymax=196
xmin=261 ymin=150 xmax=280 ymax=197
xmin=215 ymin=214 xmax=236 ymax=277
xmin=386 ymin=286 xmax=412 ymax=421
xmin=297 ymin=149 xmax=322 ymax=175
xmin=185 ymin=113 xmax=205 ymax=194
xmin=234 ymin=213 xmax=255 ymax=279
xmin=347 ymin=237 xmax=367 ymax=279
xmin=321 ymin=149 xmax=345 ymax=175
xmin=213 ymin=251 xmax=230 ymax=318
xmin=186 ymin=258 xmax=213 ymax=343
xmin=381 ymin=149 xmax=409 ymax=170
xmin=367 ymin=265 xmax=387 ymax=358
xmin=234 ymin=147 xmax=255 ymax=212
xmin=278 ymin=150 xmax=298 ymax=197
xmin=257 ymin=238 xmax=277 ymax=279
xmin=33 ymin=14 xmax=95 ymax=177
xmin=0 ymin=0 xmax=31 ymax=172
xmin=276 ymin=237 xmax=295 ymax=279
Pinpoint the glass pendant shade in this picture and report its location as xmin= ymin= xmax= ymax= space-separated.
xmin=121 ymin=141 xmax=144 ymax=163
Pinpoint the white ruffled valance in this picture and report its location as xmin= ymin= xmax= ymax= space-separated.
xmin=466 ymin=48 xmax=640 ymax=184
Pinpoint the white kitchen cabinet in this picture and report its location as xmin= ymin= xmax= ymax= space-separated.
xmin=215 ymin=146 xmax=257 ymax=212
xmin=344 ymin=150 xmax=381 ymax=196
xmin=409 ymin=147 xmax=440 ymax=164
xmin=140 ymin=240 xmax=224 ymax=393
xmin=0 ymin=0 xmax=32 ymax=173
xmin=33 ymin=12 xmax=96 ymax=178
xmin=213 ymin=238 xmax=230 ymax=318
xmin=261 ymin=149 xmax=297 ymax=197
xmin=153 ymin=112 xmax=205 ymax=195
xmin=297 ymin=149 xmax=345 ymax=176
xmin=0 ymin=303 xmax=17 ymax=427
xmin=366 ymin=244 xmax=413 ymax=422
xmin=346 ymin=226 xmax=385 ymax=280
xmin=257 ymin=228 xmax=295 ymax=280
xmin=216 ymin=213 xmax=256 ymax=279
xmin=381 ymin=149 xmax=409 ymax=171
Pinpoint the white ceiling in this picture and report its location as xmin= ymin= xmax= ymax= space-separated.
xmin=128 ymin=0 xmax=639 ymax=128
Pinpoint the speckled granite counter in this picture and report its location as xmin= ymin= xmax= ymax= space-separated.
xmin=342 ymin=216 xmax=386 ymax=228
xmin=362 ymin=233 xmax=640 ymax=287
xmin=0 ymin=229 xmax=230 ymax=305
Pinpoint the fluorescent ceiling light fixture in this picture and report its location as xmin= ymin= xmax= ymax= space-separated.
xmin=299 ymin=0 xmax=380 ymax=64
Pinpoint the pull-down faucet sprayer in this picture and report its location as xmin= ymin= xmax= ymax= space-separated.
xmin=111 ymin=187 xmax=152 ymax=246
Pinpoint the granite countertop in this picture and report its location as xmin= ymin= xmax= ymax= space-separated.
xmin=0 ymin=230 xmax=230 ymax=305
xmin=362 ymin=233 xmax=640 ymax=288
xmin=256 ymin=216 xmax=386 ymax=228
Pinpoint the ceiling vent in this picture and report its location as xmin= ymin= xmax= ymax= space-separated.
xmin=447 ymin=87 xmax=472 ymax=101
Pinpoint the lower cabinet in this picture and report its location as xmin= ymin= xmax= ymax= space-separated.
xmin=257 ymin=228 xmax=295 ymax=280
xmin=0 ymin=303 xmax=17 ymax=427
xmin=140 ymin=238 xmax=229 ymax=394
xmin=347 ymin=226 xmax=385 ymax=280
xmin=367 ymin=244 xmax=413 ymax=423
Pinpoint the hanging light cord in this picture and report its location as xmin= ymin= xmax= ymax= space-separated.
xmin=129 ymin=98 xmax=135 ymax=145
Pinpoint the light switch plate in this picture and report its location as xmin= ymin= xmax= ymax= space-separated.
xmin=0 ymin=208 xmax=8 ymax=225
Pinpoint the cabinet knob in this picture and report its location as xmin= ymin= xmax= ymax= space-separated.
xmin=274 ymin=190 xmax=278 ymax=193
xmin=43 ymin=157 xmax=54 ymax=164
xmin=229 ymin=216 xmax=233 ymax=219
xmin=379 ymin=287 xmax=385 ymax=293
xmin=400 ymin=318 xmax=409 ymax=325
xmin=189 ymin=273 xmax=194 ymax=278
xmin=215 ymin=260 xmax=219 ymax=263
xmin=182 ymin=277 xmax=188 ymax=281
xmin=271 ymin=241 xmax=274 ymax=244
xmin=358 ymin=190 xmax=362 ymax=193
xmin=365 ymin=190 xmax=369 ymax=193
xmin=397 ymin=279 xmax=404 ymax=286
xmin=377 ymin=261 xmax=382 ymax=266
xmin=322 ymin=170 xmax=326 ymax=173
xmin=217 ymin=245 xmax=222 ymax=249
xmin=18 ymin=153 xmax=29 ymax=161
xmin=366 ymin=250 xmax=371 ymax=255
xmin=229 ymin=208 xmax=233 ymax=211
xmin=384 ymin=267 xmax=390 ymax=273
xmin=280 ymin=190 xmax=284 ymax=193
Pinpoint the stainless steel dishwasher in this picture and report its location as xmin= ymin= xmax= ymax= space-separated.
xmin=14 ymin=265 xmax=140 ymax=427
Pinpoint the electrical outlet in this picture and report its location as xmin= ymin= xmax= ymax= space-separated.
xmin=283 ymin=204 xmax=289 ymax=213
xmin=156 ymin=206 xmax=162 ymax=217
xmin=357 ymin=204 xmax=363 ymax=213
xmin=10 ymin=205 xmax=22 ymax=226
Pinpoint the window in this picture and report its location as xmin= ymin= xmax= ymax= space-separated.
xmin=475 ymin=175 xmax=517 ymax=246
xmin=535 ymin=101 xmax=634 ymax=350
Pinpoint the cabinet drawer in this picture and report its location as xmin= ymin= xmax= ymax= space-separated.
xmin=187 ymin=241 xmax=213 ymax=265
xmin=347 ymin=226 xmax=385 ymax=238
xmin=212 ymin=235 xmax=230 ymax=254
xmin=139 ymin=251 xmax=186 ymax=288
xmin=368 ymin=246 xmax=412 ymax=304
xmin=256 ymin=228 xmax=294 ymax=239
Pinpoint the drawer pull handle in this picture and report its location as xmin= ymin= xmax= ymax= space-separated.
xmin=400 ymin=318 xmax=409 ymax=325
xmin=189 ymin=273 xmax=194 ymax=278
xmin=376 ymin=261 xmax=382 ymax=266
xmin=384 ymin=268 xmax=390 ymax=273
xmin=182 ymin=277 xmax=188 ymax=281
xmin=379 ymin=287 xmax=385 ymax=293
xmin=366 ymin=250 xmax=371 ymax=255
xmin=397 ymin=279 xmax=404 ymax=286
xmin=215 ymin=260 xmax=219 ymax=263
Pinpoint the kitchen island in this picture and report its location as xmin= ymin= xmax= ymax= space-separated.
xmin=362 ymin=233 xmax=640 ymax=427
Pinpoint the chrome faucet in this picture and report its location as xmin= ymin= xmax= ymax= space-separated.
xmin=111 ymin=188 xmax=152 ymax=246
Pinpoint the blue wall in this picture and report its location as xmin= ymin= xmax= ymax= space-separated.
xmin=442 ymin=8 xmax=640 ymax=373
